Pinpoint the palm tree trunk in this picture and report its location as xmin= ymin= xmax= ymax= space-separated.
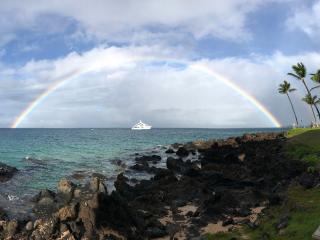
xmin=286 ymin=93 xmax=299 ymax=126
xmin=303 ymin=79 xmax=320 ymax=120
xmin=310 ymin=105 xmax=317 ymax=124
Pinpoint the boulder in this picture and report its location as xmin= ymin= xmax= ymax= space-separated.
xmin=130 ymin=163 xmax=149 ymax=172
xmin=38 ymin=197 xmax=55 ymax=206
xmin=91 ymin=172 xmax=108 ymax=180
xmin=58 ymin=179 xmax=75 ymax=195
xmin=0 ymin=162 xmax=18 ymax=182
xmin=57 ymin=204 xmax=78 ymax=221
xmin=166 ymin=157 xmax=183 ymax=171
xmin=25 ymin=221 xmax=33 ymax=231
xmin=57 ymin=178 xmax=75 ymax=203
xmin=31 ymin=218 xmax=58 ymax=240
xmin=165 ymin=148 xmax=175 ymax=154
xmin=89 ymin=177 xmax=107 ymax=193
xmin=31 ymin=189 xmax=56 ymax=203
xmin=78 ymin=195 xmax=99 ymax=238
xmin=135 ymin=155 xmax=161 ymax=164
xmin=176 ymin=147 xmax=189 ymax=157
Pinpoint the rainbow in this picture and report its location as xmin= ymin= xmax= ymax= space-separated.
xmin=10 ymin=57 xmax=282 ymax=128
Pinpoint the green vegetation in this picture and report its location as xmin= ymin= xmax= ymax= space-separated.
xmin=279 ymin=62 xmax=320 ymax=125
xmin=303 ymin=94 xmax=320 ymax=123
xmin=286 ymin=128 xmax=316 ymax=137
xmin=249 ymin=129 xmax=320 ymax=239
xmin=248 ymin=185 xmax=320 ymax=240
xmin=205 ymin=128 xmax=320 ymax=240
xmin=286 ymin=62 xmax=320 ymax=122
xmin=278 ymin=81 xmax=299 ymax=126
xmin=286 ymin=128 xmax=320 ymax=166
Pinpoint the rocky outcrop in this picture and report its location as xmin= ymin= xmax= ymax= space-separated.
xmin=0 ymin=132 xmax=312 ymax=239
xmin=0 ymin=162 xmax=18 ymax=182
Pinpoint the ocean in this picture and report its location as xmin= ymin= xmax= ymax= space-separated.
xmin=0 ymin=128 xmax=284 ymax=217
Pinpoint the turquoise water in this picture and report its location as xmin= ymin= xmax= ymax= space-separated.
xmin=0 ymin=128 xmax=283 ymax=216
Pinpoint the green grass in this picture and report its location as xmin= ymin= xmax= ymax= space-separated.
xmin=285 ymin=128 xmax=320 ymax=166
xmin=286 ymin=128 xmax=316 ymax=138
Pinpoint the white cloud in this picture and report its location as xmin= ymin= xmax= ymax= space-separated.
xmin=0 ymin=0 xmax=270 ymax=45
xmin=0 ymin=44 xmax=318 ymax=128
xmin=286 ymin=0 xmax=320 ymax=38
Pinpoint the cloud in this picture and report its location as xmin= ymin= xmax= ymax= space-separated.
xmin=286 ymin=0 xmax=320 ymax=38
xmin=2 ymin=44 xmax=320 ymax=128
xmin=0 ymin=0 xmax=272 ymax=47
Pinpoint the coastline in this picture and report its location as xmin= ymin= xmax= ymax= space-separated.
xmin=0 ymin=131 xmax=314 ymax=239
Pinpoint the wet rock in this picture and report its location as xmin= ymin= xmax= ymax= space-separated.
xmin=135 ymin=155 xmax=161 ymax=164
xmin=130 ymin=163 xmax=149 ymax=172
xmin=165 ymin=148 xmax=175 ymax=154
xmin=70 ymin=172 xmax=86 ymax=180
xmin=91 ymin=172 xmax=108 ymax=180
xmin=0 ymin=162 xmax=18 ymax=182
xmin=176 ymin=147 xmax=189 ymax=157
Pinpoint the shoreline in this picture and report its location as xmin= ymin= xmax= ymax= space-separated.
xmin=0 ymin=131 xmax=312 ymax=239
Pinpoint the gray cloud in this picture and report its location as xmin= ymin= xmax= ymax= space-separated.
xmin=0 ymin=0 xmax=276 ymax=47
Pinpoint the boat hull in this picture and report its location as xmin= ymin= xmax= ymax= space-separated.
xmin=131 ymin=126 xmax=152 ymax=130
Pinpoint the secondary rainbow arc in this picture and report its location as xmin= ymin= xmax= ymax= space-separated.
xmin=10 ymin=57 xmax=282 ymax=128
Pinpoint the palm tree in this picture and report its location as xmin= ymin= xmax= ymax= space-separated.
xmin=278 ymin=80 xmax=299 ymax=126
xmin=288 ymin=62 xmax=320 ymax=120
xmin=310 ymin=69 xmax=320 ymax=92
xmin=302 ymin=94 xmax=320 ymax=124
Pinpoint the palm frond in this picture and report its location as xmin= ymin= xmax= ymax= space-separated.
xmin=287 ymin=73 xmax=301 ymax=80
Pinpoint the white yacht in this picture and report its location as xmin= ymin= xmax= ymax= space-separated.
xmin=131 ymin=120 xmax=152 ymax=130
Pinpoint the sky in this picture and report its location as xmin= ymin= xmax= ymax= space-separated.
xmin=1 ymin=0 xmax=320 ymax=128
